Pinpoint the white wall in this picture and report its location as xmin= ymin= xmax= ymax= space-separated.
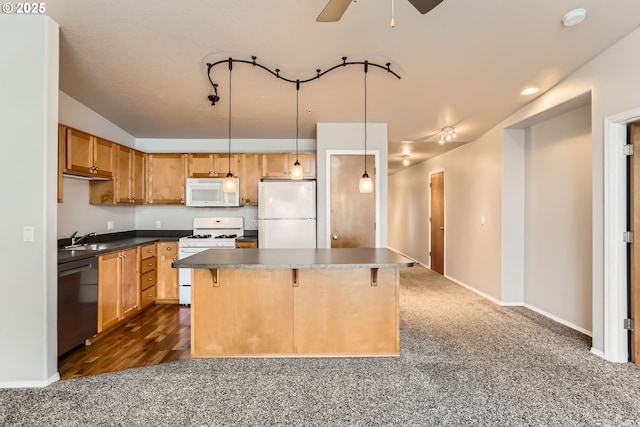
xmin=0 ymin=16 xmax=59 ymax=387
xmin=135 ymin=205 xmax=258 ymax=231
xmin=317 ymin=123 xmax=388 ymax=248
xmin=524 ymin=104 xmax=592 ymax=332
xmin=136 ymin=138 xmax=315 ymax=153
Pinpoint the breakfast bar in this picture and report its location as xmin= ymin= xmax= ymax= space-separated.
xmin=172 ymin=248 xmax=413 ymax=358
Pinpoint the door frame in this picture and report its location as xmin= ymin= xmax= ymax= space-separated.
xmin=428 ymin=168 xmax=446 ymax=272
xmin=604 ymin=106 xmax=640 ymax=362
xmin=325 ymin=150 xmax=381 ymax=248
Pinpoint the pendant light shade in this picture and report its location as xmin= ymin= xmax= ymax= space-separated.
xmin=359 ymin=62 xmax=373 ymax=193
xmin=359 ymin=172 xmax=373 ymax=193
xmin=223 ymin=58 xmax=236 ymax=193
xmin=291 ymin=80 xmax=304 ymax=180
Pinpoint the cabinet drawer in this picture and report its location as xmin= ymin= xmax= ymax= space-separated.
xmin=236 ymin=240 xmax=257 ymax=248
xmin=140 ymin=285 xmax=157 ymax=309
xmin=141 ymin=269 xmax=157 ymax=290
xmin=158 ymin=243 xmax=177 ymax=257
xmin=140 ymin=256 xmax=157 ymax=273
xmin=141 ymin=243 xmax=156 ymax=259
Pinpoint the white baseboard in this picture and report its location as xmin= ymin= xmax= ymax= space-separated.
xmin=590 ymin=347 xmax=606 ymax=359
xmin=387 ymin=246 xmax=429 ymax=268
xmin=444 ymin=274 xmax=503 ymax=306
xmin=523 ymin=303 xmax=593 ymax=337
xmin=0 ymin=372 xmax=60 ymax=389
xmin=443 ymin=274 xmax=593 ymax=338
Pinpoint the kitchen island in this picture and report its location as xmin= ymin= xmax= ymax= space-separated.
xmin=172 ymin=248 xmax=413 ymax=358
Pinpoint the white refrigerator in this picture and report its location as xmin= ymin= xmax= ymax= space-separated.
xmin=258 ymin=180 xmax=317 ymax=248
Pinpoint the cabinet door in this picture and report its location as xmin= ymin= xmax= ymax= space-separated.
xmin=93 ymin=138 xmax=115 ymax=177
xmin=131 ymin=150 xmax=145 ymax=204
xmin=147 ymin=154 xmax=186 ymax=204
xmin=157 ymin=242 xmax=179 ymax=302
xmin=115 ymin=145 xmax=132 ymax=204
xmin=98 ymin=252 xmax=120 ymax=332
xmin=296 ymin=153 xmax=316 ymax=179
xmin=66 ymin=128 xmax=94 ymax=174
xmin=120 ymin=247 xmax=139 ymax=319
xmin=57 ymin=125 xmax=66 ymax=203
xmin=188 ymin=153 xmax=215 ymax=178
xmin=261 ymin=153 xmax=289 ymax=178
xmin=213 ymin=153 xmax=239 ymax=177
xmin=239 ymin=153 xmax=260 ymax=205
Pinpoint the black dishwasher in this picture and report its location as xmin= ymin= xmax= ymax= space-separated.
xmin=58 ymin=256 xmax=98 ymax=357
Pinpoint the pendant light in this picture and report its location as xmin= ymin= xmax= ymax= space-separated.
xmin=223 ymin=58 xmax=237 ymax=193
xmin=359 ymin=61 xmax=373 ymax=193
xmin=290 ymin=79 xmax=304 ymax=180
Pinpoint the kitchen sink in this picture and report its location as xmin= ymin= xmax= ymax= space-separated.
xmin=63 ymin=243 xmax=101 ymax=251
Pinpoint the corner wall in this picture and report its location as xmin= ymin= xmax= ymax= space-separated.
xmin=0 ymin=16 xmax=59 ymax=387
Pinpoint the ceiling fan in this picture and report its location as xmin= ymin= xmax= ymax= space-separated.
xmin=317 ymin=0 xmax=444 ymax=22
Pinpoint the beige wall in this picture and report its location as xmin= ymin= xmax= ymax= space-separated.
xmin=389 ymin=26 xmax=640 ymax=355
xmin=524 ymin=104 xmax=592 ymax=332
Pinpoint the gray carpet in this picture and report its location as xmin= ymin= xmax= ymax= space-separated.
xmin=3 ymin=266 xmax=640 ymax=426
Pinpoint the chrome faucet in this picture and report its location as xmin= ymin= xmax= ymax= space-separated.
xmin=70 ymin=231 xmax=96 ymax=246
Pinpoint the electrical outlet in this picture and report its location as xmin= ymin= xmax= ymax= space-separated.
xmin=107 ymin=220 xmax=114 ymax=230
xmin=155 ymin=220 xmax=162 ymax=229
xmin=251 ymin=220 xmax=258 ymax=228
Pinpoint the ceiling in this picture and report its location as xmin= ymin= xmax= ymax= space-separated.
xmin=46 ymin=1 xmax=640 ymax=174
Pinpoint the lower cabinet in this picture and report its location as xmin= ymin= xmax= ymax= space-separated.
xmin=97 ymin=247 xmax=140 ymax=333
xmin=140 ymin=242 xmax=157 ymax=309
xmin=157 ymin=242 xmax=179 ymax=303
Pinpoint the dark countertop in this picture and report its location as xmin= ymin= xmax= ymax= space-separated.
xmin=172 ymin=248 xmax=414 ymax=269
xmin=57 ymin=230 xmax=189 ymax=264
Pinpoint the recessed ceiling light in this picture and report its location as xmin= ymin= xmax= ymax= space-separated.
xmin=562 ymin=8 xmax=587 ymax=27
xmin=521 ymin=87 xmax=539 ymax=96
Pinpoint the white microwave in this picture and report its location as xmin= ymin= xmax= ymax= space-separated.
xmin=185 ymin=178 xmax=240 ymax=207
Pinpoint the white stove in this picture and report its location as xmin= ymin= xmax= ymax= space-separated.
xmin=178 ymin=217 xmax=244 ymax=304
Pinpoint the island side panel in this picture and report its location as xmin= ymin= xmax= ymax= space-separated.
xmin=191 ymin=268 xmax=294 ymax=357
xmin=293 ymin=268 xmax=399 ymax=356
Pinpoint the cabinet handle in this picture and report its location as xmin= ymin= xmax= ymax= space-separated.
xmin=148 ymin=277 xmax=153 ymax=281
xmin=148 ymin=262 xmax=153 ymax=266
xmin=147 ymin=293 xmax=153 ymax=297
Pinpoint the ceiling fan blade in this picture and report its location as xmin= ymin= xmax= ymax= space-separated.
xmin=407 ymin=0 xmax=444 ymax=14
xmin=316 ymin=0 xmax=352 ymax=22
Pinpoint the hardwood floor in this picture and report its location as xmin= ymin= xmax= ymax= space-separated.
xmin=58 ymin=304 xmax=191 ymax=380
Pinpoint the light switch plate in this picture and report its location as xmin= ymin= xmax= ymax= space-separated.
xmin=23 ymin=226 xmax=34 ymax=242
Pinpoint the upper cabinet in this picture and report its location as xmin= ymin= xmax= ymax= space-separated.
xmin=262 ymin=153 xmax=316 ymax=179
xmin=89 ymin=146 xmax=146 ymax=205
xmin=188 ymin=153 xmax=239 ymax=178
xmin=65 ymin=127 xmax=115 ymax=178
xmin=239 ymin=153 xmax=261 ymax=205
xmin=147 ymin=153 xmax=187 ymax=204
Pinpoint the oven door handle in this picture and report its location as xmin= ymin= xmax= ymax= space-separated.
xmin=179 ymin=248 xmax=206 ymax=254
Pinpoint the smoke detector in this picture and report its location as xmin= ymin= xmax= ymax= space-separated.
xmin=562 ymin=8 xmax=587 ymax=27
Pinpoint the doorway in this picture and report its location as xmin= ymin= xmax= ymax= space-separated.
xmin=329 ymin=154 xmax=376 ymax=248
xmin=430 ymin=170 xmax=445 ymax=274
xmin=629 ymin=122 xmax=640 ymax=362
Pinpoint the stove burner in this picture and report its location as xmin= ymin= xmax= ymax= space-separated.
xmin=215 ymin=234 xmax=237 ymax=239
xmin=186 ymin=234 xmax=212 ymax=239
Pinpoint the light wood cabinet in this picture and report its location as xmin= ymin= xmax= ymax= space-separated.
xmin=261 ymin=153 xmax=316 ymax=179
xmin=188 ymin=153 xmax=239 ymax=178
xmin=239 ymin=153 xmax=261 ymax=205
xmin=97 ymin=247 xmax=139 ymax=332
xmin=140 ymin=243 xmax=157 ymax=309
xmin=120 ymin=247 xmax=140 ymax=319
xmin=147 ymin=153 xmax=186 ymax=204
xmin=98 ymin=252 xmax=120 ymax=333
xmin=89 ymin=146 xmax=146 ymax=205
xmin=156 ymin=242 xmax=179 ymax=304
xmin=236 ymin=240 xmax=258 ymax=248
xmin=65 ymin=128 xmax=115 ymax=178
xmin=57 ymin=124 xmax=66 ymax=203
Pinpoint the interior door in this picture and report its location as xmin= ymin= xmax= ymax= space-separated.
xmin=430 ymin=171 xmax=445 ymax=274
xmin=330 ymin=154 xmax=375 ymax=248
xmin=630 ymin=123 xmax=640 ymax=362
